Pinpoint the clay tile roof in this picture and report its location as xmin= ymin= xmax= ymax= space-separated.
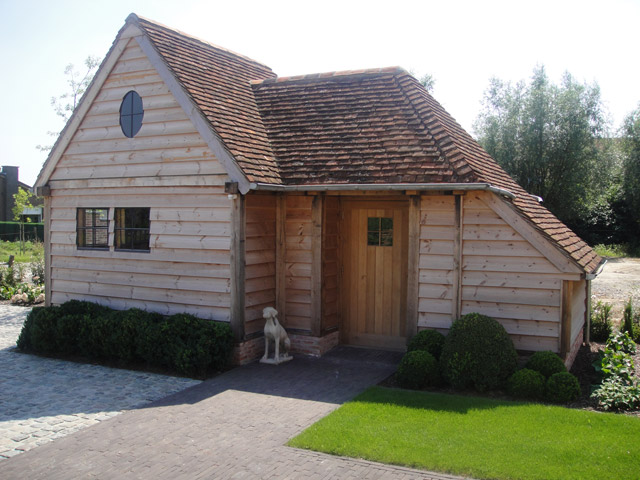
xmin=252 ymin=69 xmax=601 ymax=273
xmin=134 ymin=15 xmax=282 ymax=184
xmin=132 ymin=15 xmax=600 ymax=274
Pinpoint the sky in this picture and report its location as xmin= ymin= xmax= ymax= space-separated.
xmin=1 ymin=0 xmax=639 ymax=187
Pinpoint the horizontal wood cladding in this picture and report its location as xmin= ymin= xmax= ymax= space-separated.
xmin=417 ymin=193 xmax=564 ymax=353
xmin=418 ymin=196 xmax=455 ymax=328
xmin=48 ymin=183 xmax=233 ymax=321
xmin=52 ymin=40 xmax=226 ymax=183
xmin=244 ymin=194 xmax=277 ymax=337
xmin=284 ymin=195 xmax=313 ymax=332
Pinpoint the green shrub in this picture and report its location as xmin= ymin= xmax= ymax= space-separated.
xmin=407 ymin=329 xmax=446 ymax=359
xmin=606 ymin=330 xmax=637 ymax=355
xmin=57 ymin=299 xmax=111 ymax=317
xmin=16 ymin=306 xmax=44 ymax=351
xmin=27 ymin=307 xmax=61 ymax=355
xmin=594 ymin=347 xmax=635 ymax=383
xmin=545 ymin=372 xmax=581 ymax=403
xmin=507 ymin=368 xmax=546 ymax=400
xmin=106 ymin=308 xmax=148 ymax=363
xmin=396 ymin=350 xmax=440 ymax=390
xmin=590 ymin=301 xmax=613 ymax=342
xmin=55 ymin=313 xmax=84 ymax=355
xmin=440 ymin=313 xmax=517 ymax=392
xmin=591 ymin=377 xmax=640 ymax=411
xmin=15 ymin=300 xmax=234 ymax=378
xmin=525 ymin=351 xmax=566 ymax=378
xmin=135 ymin=312 xmax=172 ymax=367
xmin=162 ymin=313 xmax=234 ymax=376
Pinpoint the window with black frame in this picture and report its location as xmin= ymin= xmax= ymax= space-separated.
xmin=115 ymin=208 xmax=150 ymax=251
xmin=77 ymin=208 xmax=109 ymax=249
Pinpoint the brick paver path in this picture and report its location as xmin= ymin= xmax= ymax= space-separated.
xmin=0 ymin=344 xmax=468 ymax=479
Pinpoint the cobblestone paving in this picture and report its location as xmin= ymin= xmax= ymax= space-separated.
xmin=0 ymin=304 xmax=200 ymax=460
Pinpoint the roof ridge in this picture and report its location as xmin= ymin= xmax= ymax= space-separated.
xmin=251 ymin=66 xmax=405 ymax=85
xmin=127 ymin=13 xmax=274 ymax=73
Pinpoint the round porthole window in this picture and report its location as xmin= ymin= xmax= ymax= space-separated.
xmin=119 ymin=90 xmax=144 ymax=138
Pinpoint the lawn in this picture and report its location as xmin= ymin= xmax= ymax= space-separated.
xmin=0 ymin=240 xmax=44 ymax=264
xmin=289 ymin=386 xmax=640 ymax=480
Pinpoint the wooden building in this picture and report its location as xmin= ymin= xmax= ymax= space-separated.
xmin=35 ymin=14 xmax=603 ymax=366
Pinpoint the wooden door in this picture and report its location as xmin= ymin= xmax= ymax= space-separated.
xmin=341 ymin=200 xmax=408 ymax=349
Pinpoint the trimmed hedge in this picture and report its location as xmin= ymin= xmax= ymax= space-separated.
xmin=17 ymin=301 xmax=234 ymax=378
xmin=440 ymin=313 xmax=518 ymax=392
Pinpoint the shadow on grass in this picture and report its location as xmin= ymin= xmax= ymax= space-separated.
xmin=353 ymin=385 xmax=534 ymax=414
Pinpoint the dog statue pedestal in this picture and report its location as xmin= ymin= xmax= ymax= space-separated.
xmin=260 ymin=307 xmax=292 ymax=365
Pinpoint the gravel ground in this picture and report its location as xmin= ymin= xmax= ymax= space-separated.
xmin=591 ymin=257 xmax=640 ymax=322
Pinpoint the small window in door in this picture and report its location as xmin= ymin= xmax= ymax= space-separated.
xmin=367 ymin=217 xmax=393 ymax=246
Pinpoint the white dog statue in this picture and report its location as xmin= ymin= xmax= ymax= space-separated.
xmin=260 ymin=306 xmax=292 ymax=364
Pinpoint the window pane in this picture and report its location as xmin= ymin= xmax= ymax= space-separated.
xmin=77 ymin=208 xmax=109 ymax=249
xmin=120 ymin=116 xmax=132 ymax=137
xmin=380 ymin=217 xmax=393 ymax=230
xmin=367 ymin=217 xmax=380 ymax=231
xmin=115 ymin=208 xmax=150 ymax=251
xmin=367 ymin=231 xmax=379 ymax=246
xmin=122 ymin=91 xmax=134 ymax=115
xmin=95 ymin=229 xmax=108 ymax=246
xmin=131 ymin=113 xmax=143 ymax=137
xmin=95 ymin=209 xmax=108 ymax=227
xmin=380 ymin=230 xmax=393 ymax=246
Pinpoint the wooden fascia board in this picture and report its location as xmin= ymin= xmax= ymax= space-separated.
xmin=478 ymin=191 xmax=583 ymax=275
xmin=35 ymin=24 xmax=141 ymax=188
xmin=134 ymin=35 xmax=252 ymax=194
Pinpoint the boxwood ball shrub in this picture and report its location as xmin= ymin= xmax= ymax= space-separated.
xmin=396 ymin=350 xmax=440 ymax=390
xmin=507 ymin=368 xmax=546 ymax=400
xmin=440 ymin=313 xmax=517 ymax=391
xmin=525 ymin=351 xmax=567 ymax=378
xmin=546 ymin=372 xmax=581 ymax=403
xmin=407 ymin=329 xmax=446 ymax=359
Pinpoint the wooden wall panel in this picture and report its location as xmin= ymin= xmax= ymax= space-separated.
xmin=417 ymin=196 xmax=456 ymax=330
xmin=417 ymin=193 xmax=565 ymax=353
xmin=461 ymin=193 xmax=563 ymax=352
xmin=45 ymin=39 xmax=234 ymax=321
xmin=322 ymin=196 xmax=340 ymax=333
xmin=244 ymin=193 xmax=277 ymax=337
xmin=284 ymin=195 xmax=313 ymax=332
xmin=48 ymin=186 xmax=233 ymax=321
xmin=51 ymin=40 xmax=226 ymax=184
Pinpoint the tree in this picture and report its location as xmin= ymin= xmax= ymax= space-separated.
xmin=621 ymin=104 xmax=640 ymax=244
xmin=419 ymin=73 xmax=435 ymax=93
xmin=12 ymin=187 xmax=35 ymax=255
xmin=474 ymin=66 xmax=611 ymax=226
xmin=37 ymin=56 xmax=101 ymax=152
